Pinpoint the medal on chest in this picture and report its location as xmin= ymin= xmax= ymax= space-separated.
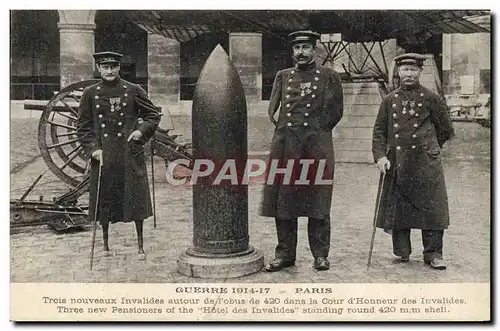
xmin=401 ymin=100 xmax=417 ymax=115
xmin=400 ymin=99 xmax=420 ymax=117
xmin=299 ymin=82 xmax=312 ymax=97
xmin=109 ymin=97 xmax=122 ymax=112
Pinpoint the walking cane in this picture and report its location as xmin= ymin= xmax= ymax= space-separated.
xmin=151 ymin=139 xmax=157 ymax=228
xmin=89 ymin=155 xmax=103 ymax=271
xmin=367 ymin=171 xmax=386 ymax=271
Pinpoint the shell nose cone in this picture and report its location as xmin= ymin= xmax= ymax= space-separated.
xmin=191 ymin=44 xmax=248 ymax=158
xmin=193 ymin=44 xmax=245 ymax=97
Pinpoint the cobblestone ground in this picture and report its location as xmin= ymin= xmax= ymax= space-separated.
xmin=10 ymin=120 xmax=490 ymax=283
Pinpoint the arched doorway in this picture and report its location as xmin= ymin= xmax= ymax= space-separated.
xmin=180 ymin=31 xmax=229 ymax=100
xmin=10 ymin=10 xmax=60 ymax=100
xmin=94 ymin=10 xmax=148 ymax=88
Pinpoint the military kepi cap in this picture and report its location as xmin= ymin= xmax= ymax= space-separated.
xmin=394 ymin=53 xmax=427 ymax=67
xmin=288 ymin=30 xmax=321 ymax=45
xmin=93 ymin=51 xmax=123 ymax=65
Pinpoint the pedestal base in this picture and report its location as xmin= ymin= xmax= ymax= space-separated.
xmin=177 ymin=246 xmax=264 ymax=279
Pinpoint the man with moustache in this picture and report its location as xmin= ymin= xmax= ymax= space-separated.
xmin=77 ymin=51 xmax=161 ymax=260
xmin=372 ymin=53 xmax=455 ymax=270
xmin=261 ymin=31 xmax=344 ymax=272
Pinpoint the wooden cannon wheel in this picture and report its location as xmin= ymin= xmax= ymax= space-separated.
xmin=38 ymin=79 xmax=99 ymax=188
xmin=37 ymin=79 xmax=194 ymax=189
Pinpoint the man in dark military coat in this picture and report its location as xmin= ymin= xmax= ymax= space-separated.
xmin=260 ymin=31 xmax=344 ymax=272
xmin=76 ymin=51 xmax=161 ymax=260
xmin=372 ymin=53 xmax=455 ymax=270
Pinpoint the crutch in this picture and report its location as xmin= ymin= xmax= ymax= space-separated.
xmin=367 ymin=171 xmax=386 ymax=271
xmin=89 ymin=155 xmax=103 ymax=271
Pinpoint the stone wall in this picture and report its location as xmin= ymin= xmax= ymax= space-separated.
xmin=333 ymin=82 xmax=382 ymax=163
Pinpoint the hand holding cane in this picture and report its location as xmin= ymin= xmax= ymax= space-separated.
xmin=89 ymin=154 xmax=103 ymax=271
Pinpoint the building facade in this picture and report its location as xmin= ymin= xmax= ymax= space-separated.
xmin=10 ymin=10 xmax=490 ymax=162
xmin=11 ymin=10 xmax=491 ymax=102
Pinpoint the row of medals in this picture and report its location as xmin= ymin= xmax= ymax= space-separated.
xmin=109 ymin=97 xmax=122 ymax=113
xmin=300 ymin=82 xmax=314 ymax=97
xmin=401 ymin=100 xmax=418 ymax=115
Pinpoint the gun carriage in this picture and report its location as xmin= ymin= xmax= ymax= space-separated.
xmin=12 ymin=79 xmax=193 ymax=231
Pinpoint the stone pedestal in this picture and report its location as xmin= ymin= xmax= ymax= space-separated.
xmin=58 ymin=23 xmax=95 ymax=88
xmin=177 ymin=45 xmax=263 ymax=278
xmin=178 ymin=247 xmax=264 ymax=278
xmin=229 ymin=33 xmax=262 ymax=104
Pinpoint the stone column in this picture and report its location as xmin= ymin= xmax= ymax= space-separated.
xmin=229 ymin=32 xmax=262 ymax=104
xmin=147 ymin=32 xmax=180 ymax=104
xmin=58 ymin=10 xmax=96 ymax=88
xmin=147 ymin=33 xmax=179 ymax=128
xmin=443 ymin=15 xmax=490 ymax=95
xmin=58 ymin=23 xmax=95 ymax=88
xmin=442 ymin=34 xmax=452 ymax=94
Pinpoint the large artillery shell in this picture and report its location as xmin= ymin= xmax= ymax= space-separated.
xmin=191 ymin=45 xmax=249 ymax=254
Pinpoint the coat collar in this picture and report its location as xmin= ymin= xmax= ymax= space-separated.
xmin=100 ymin=76 xmax=122 ymax=87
